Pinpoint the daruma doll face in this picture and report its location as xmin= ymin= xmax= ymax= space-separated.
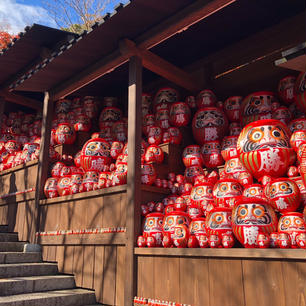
xmin=232 ymin=197 xmax=277 ymax=248
xmin=237 ymin=119 xmax=295 ymax=179
xmin=205 ymin=207 xmax=232 ymax=236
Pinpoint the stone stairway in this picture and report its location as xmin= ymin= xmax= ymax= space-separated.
xmin=0 ymin=229 xmax=102 ymax=306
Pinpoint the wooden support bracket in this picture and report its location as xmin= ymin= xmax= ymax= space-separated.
xmin=0 ymin=89 xmax=42 ymax=110
xmin=119 ymin=38 xmax=201 ymax=92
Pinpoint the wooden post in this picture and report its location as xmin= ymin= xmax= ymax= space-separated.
xmin=125 ymin=56 xmax=142 ymax=305
xmin=0 ymin=97 xmax=6 ymax=126
xmin=34 ymin=92 xmax=53 ymax=239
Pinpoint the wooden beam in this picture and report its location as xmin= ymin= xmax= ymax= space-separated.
xmin=0 ymin=89 xmax=42 ymax=110
xmin=125 ymin=56 xmax=142 ymax=306
xmin=136 ymin=0 xmax=236 ymax=49
xmin=34 ymin=92 xmax=53 ymax=237
xmin=49 ymin=0 xmax=234 ymax=100
xmin=119 ymin=39 xmax=201 ymax=92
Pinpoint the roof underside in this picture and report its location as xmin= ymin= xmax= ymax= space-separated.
xmin=0 ymin=24 xmax=76 ymax=87
xmin=7 ymin=0 xmax=306 ymax=98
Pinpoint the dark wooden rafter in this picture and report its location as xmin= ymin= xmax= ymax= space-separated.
xmin=0 ymin=89 xmax=42 ymax=110
xmin=49 ymin=0 xmax=236 ymax=100
xmin=119 ymin=38 xmax=201 ymax=92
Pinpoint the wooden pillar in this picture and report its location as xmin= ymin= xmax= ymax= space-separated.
xmin=0 ymin=97 xmax=6 ymax=126
xmin=125 ymin=56 xmax=142 ymax=305
xmin=34 ymin=92 xmax=53 ymax=239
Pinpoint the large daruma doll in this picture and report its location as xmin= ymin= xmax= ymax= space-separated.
xmin=192 ymin=107 xmax=228 ymax=145
xmin=80 ymin=138 xmax=111 ymax=172
xmin=237 ymin=119 xmax=295 ymax=180
xmin=232 ymin=197 xmax=278 ymax=248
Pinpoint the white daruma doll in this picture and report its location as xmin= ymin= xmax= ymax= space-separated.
xmin=237 ymin=119 xmax=295 ymax=180
xmin=232 ymin=197 xmax=278 ymax=248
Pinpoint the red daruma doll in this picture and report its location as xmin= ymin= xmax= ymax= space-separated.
xmin=182 ymin=145 xmax=203 ymax=167
xmin=190 ymin=183 xmax=214 ymax=213
xmin=141 ymin=164 xmax=156 ymax=185
xmin=143 ymin=213 xmax=164 ymax=247
xmin=80 ymin=138 xmax=111 ymax=172
xmin=264 ymin=178 xmax=300 ymax=214
xmin=55 ymin=123 xmax=76 ymax=145
xmin=196 ymin=89 xmax=217 ymax=108
xmin=169 ymin=102 xmax=191 ymax=127
xmin=221 ymin=136 xmax=238 ymax=161
xmin=237 ymin=119 xmax=295 ymax=180
xmin=278 ymin=212 xmax=306 ymax=248
xmin=162 ymin=211 xmax=190 ymax=239
xmin=278 ymin=75 xmax=296 ymax=105
xmin=201 ymin=141 xmax=224 ymax=168
xmin=223 ymin=96 xmax=242 ymax=123
xmin=44 ymin=177 xmax=58 ymax=198
xmin=213 ymin=179 xmax=243 ymax=208
xmin=232 ymin=197 xmax=277 ymax=248
xmin=192 ymin=107 xmax=228 ymax=145
xmin=205 ymin=207 xmax=233 ymax=244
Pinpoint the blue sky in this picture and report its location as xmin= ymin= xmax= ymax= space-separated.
xmin=0 ymin=0 xmax=127 ymax=33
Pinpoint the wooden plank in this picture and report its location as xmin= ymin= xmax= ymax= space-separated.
xmin=209 ymin=258 xmax=244 ymax=306
xmin=125 ymin=56 xmax=143 ymax=306
xmin=39 ymin=185 xmax=127 ymax=205
xmin=48 ymin=245 xmax=57 ymax=262
xmin=119 ymin=39 xmax=201 ymax=92
xmin=37 ymin=232 xmax=126 ymax=245
xmin=34 ymin=92 xmax=53 ymax=240
xmin=276 ymin=54 xmax=306 ymax=72
xmin=153 ymin=256 xmax=180 ymax=302
xmin=102 ymin=193 xmax=122 ymax=228
xmin=179 ymin=257 xmax=210 ymax=305
xmin=281 ymin=260 xmax=306 ymax=306
xmin=137 ymin=256 xmax=154 ymax=299
xmin=73 ymin=246 xmax=84 ymax=287
xmin=115 ymin=246 xmax=125 ymax=306
xmin=102 ymin=246 xmax=117 ymax=305
xmin=136 ymin=0 xmax=236 ymax=49
xmin=243 ymin=259 xmax=285 ymax=306
xmin=0 ymin=89 xmax=42 ymax=110
xmin=82 ymin=246 xmax=95 ymax=289
xmin=134 ymin=247 xmax=306 ymax=260
xmin=93 ymin=246 xmax=104 ymax=302
xmin=56 ymin=245 xmax=65 ymax=272
xmin=84 ymin=196 xmax=103 ymax=229
xmin=62 ymin=246 xmax=74 ymax=274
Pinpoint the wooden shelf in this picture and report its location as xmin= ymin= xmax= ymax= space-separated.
xmin=38 ymin=232 xmax=126 ymax=245
xmin=40 ymin=184 xmax=169 ymax=205
xmin=0 ymin=191 xmax=35 ymax=205
xmin=275 ymin=42 xmax=306 ymax=72
xmin=135 ymin=247 xmax=306 ymax=260
xmin=0 ymin=160 xmax=38 ymax=177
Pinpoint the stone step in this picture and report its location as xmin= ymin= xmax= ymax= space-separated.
xmin=0 ymin=226 xmax=8 ymax=233
xmin=0 ymin=288 xmax=97 ymax=306
xmin=0 ymin=252 xmax=41 ymax=264
xmin=0 ymin=262 xmax=58 ymax=278
xmin=0 ymin=275 xmax=76 ymax=296
xmin=0 ymin=242 xmax=26 ymax=252
xmin=0 ymin=233 xmax=18 ymax=242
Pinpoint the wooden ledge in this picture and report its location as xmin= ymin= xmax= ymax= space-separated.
xmin=0 ymin=191 xmax=35 ymax=206
xmin=40 ymin=185 xmax=169 ymax=205
xmin=38 ymin=232 xmax=126 ymax=245
xmin=134 ymin=247 xmax=306 ymax=260
xmin=0 ymin=160 xmax=38 ymax=177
